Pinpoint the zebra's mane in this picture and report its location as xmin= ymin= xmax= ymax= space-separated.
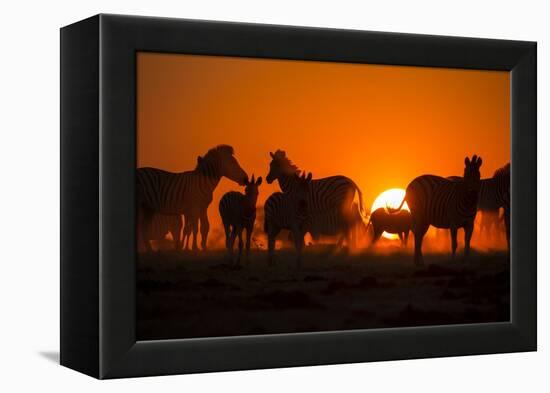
xmin=272 ymin=149 xmax=300 ymax=175
xmin=205 ymin=144 xmax=235 ymax=158
xmin=195 ymin=144 xmax=236 ymax=170
xmin=493 ymin=163 xmax=510 ymax=179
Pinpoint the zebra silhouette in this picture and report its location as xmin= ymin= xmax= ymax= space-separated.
xmin=266 ymin=150 xmax=365 ymax=247
xmin=448 ymin=162 xmax=509 ymax=247
xmin=393 ymin=155 xmax=482 ymax=265
xmin=491 ymin=163 xmax=510 ymax=246
xmin=137 ymin=213 xmax=183 ymax=251
xmin=219 ymin=175 xmax=263 ymax=265
xmin=264 ymin=171 xmax=313 ymax=268
xmin=308 ymin=202 xmax=367 ymax=248
xmin=367 ymin=207 xmax=412 ymax=247
xmin=137 ymin=145 xmax=248 ymax=252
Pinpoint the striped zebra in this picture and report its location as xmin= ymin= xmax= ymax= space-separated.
xmin=137 ymin=213 xmax=183 ymax=252
xmin=307 ymin=202 xmax=367 ymax=248
xmin=491 ymin=163 xmax=510 ymax=247
xmin=266 ymin=150 xmax=365 ymax=247
xmin=264 ymin=172 xmax=312 ymax=268
xmin=393 ymin=155 xmax=483 ymax=265
xmin=137 ymin=145 xmax=248 ymax=252
xmin=219 ymin=175 xmax=263 ymax=265
xmin=448 ymin=162 xmax=510 ymax=246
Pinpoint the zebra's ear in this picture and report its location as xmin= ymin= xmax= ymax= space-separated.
xmin=306 ymin=172 xmax=312 ymax=182
xmin=250 ymin=174 xmax=255 ymax=184
xmin=477 ymin=157 xmax=483 ymax=168
xmin=270 ymin=152 xmax=275 ymax=159
xmin=197 ymin=156 xmax=203 ymax=165
xmin=465 ymin=156 xmax=471 ymax=167
xmin=256 ymin=176 xmax=263 ymax=186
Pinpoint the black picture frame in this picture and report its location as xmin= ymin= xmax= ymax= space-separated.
xmin=60 ymin=14 xmax=536 ymax=379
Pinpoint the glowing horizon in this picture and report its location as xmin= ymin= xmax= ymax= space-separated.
xmin=137 ymin=52 xmax=510 ymax=248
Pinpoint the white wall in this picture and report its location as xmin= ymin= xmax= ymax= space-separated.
xmin=0 ymin=0 xmax=546 ymax=390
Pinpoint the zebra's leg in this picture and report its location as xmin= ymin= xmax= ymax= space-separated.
xmin=504 ymin=209 xmax=510 ymax=250
xmin=398 ymin=232 xmax=404 ymax=246
xmin=450 ymin=227 xmax=458 ymax=260
xmin=336 ymin=234 xmax=345 ymax=249
xmin=350 ymin=223 xmax=357 ymax=250
xmin=199 ymin=210 xmax=210 ymax=251
xmin=293 ymin=229 xmax=304 ymax=269
xmin=141 ymin=208 xmax=154 ymax=253
xmin=236 ymin=229 xmax=244 ymax=265
xmin=464 ymin=222 xmax=474 ymax=260
xmin=228 ymin=227 xmax=237 ymax=263
xmin=183 ymin=224 xmax=191 ymax=250
xmin=267 ymin=226 xmax=279 ymax=266
xmin=245 ymin=226 xmax=252 ymax=265
xmin=404 ymin=231 xmax=410 ymax=247
xmin=191 ymin=216 xmax=199 ymax=251
xmin=173 ymin=215 xmax=183 ymax=250
xmin=369 ymin=227 xmax=383 ymax=249
xmin=413 ymin=224 xmax=428 ymax=266
xmin=223 ymin=222 xmax=231 ymax=255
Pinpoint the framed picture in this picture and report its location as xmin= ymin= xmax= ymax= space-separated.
xmin=60 ymin=14 xmax=536 ymax=379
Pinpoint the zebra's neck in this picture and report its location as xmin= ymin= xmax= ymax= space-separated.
xmin=195 ymin=158 xmax=222 ymax=192
xmin=457 ymin=181 xmax=479 ymax=208
xmin=277 ymin=173 xmax=300 ymax=193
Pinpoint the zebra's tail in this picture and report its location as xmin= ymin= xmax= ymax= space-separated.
xmin=365 ymin=214 xmax=373 ymax=230
xmin=350 ymin=180 xmax=366 ymax=218
xmin=387 ymin=196 xmax=406 ymax=214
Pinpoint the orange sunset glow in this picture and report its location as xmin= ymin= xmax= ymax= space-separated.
xmin=137 ymin=52 xmax=510 ymax=248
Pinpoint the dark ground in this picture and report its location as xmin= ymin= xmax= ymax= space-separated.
xmin=137 ymin=245 xmax=510 ymax=340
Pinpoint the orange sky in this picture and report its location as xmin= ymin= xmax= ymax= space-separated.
xmin=137 ymin=52 xmax=510 ymax=233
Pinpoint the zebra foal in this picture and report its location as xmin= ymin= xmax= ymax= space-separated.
xmin=219 ymin=175 xmax=263 ymax=265
xmin=264 ymin=171 xmax=312 ymax=268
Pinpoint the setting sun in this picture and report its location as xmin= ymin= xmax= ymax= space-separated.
xmin=370 ymin=188 xmax=410 ymax=239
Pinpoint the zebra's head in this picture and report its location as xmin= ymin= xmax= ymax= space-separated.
xmin=463 ymin=155 xmax=483 ymax=193
xmin=293 ymin=171 xmax=313 ymax=220
xmin=266 ymin=150 xmax=300 ymax=184
xmin=198 ymin=145 xmax=248 ymax=185
xmin=244 ymin=174 xmax=263 ymax=206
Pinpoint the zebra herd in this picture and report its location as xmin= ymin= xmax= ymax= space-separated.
xmin=137 ymin=146 xmax=510 ymax=267
xmin=137 ymin=146 xmax=364 ymax=266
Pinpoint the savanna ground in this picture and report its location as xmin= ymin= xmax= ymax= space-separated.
xmin=137 ymin=235 xmax=509 ymax=340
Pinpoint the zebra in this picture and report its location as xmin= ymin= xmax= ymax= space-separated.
xmin=137 ymin=213 xmax=183 ymax=252
xmin=491 ymin=163 xmax=510 ymax=247
xmin=305 ymin=202 xmax=367 ymax=248
xmin=266 ymin=150 xmax=365 ymax=247
xmin=219 ymin=175 xmax=263 ymax=265
xmin=448 ymin=163 xmax=510 ymax=246
xmin=367 ymin=207 xmax=412 ymax=247
xmin=136 ymin=145 xmax=248 ymax=252
xmin=392 ymin=155 xmax=483 ymax=265
xmin=264 ymin=171 xmax=313 ymax=268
